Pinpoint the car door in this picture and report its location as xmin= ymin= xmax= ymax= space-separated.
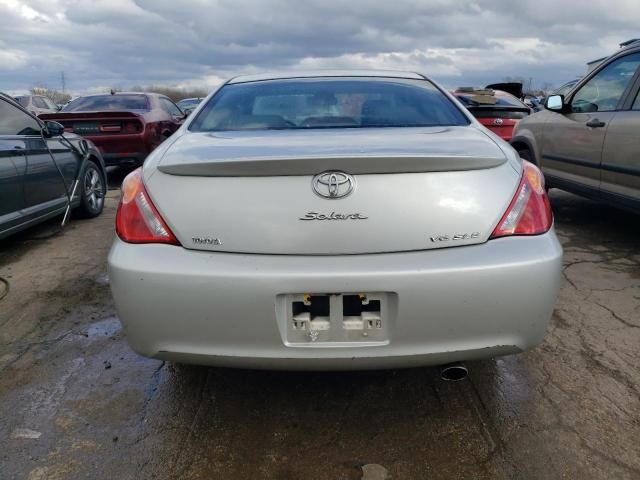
xmin=541 ymin=53 xmax=640 ymax=191
xmin=0 ymin=99 xmax=30 ymax=235
xmin=22 ymin=133 xmax=77 ymax=216
xmin=599 ymin=77 xmax=640 ymax=204
xmin=2 ymin=99 xmax=71 ymax=217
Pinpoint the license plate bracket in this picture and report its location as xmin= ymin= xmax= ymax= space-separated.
xmin=278 ymin=292 xmax=395 ymax=346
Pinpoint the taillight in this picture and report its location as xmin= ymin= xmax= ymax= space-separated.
xmin=123 ymin=121 xmax=142 ymax=133
xmin=490 ymin=161 xmax=553 ymax=239
xmin=115 ymin=168 xmax=180 ymax=245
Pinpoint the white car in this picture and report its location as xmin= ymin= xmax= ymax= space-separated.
xmin=14 ymin=95 xmax=59 ymax=116
xmin=108 ymin=71 xmax=562 ymax=371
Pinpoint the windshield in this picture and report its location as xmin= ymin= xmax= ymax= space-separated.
xmin=553 ymin=80 xmax=578 ymax=96
xmin=15 ymin=96 xmax=29 ymax=107
xmin=178 ymin=98 xmax=201 ymax=107
xmin=62 ymin=94 xmax=149 ymax=112
xmin=42 ymin=97 xmax=57 ymax=110
xmin=189 ymin=78 xmax=468 ymax=132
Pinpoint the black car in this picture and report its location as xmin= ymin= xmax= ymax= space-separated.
xmin=0 ymin=93 xmax=107 ymax=239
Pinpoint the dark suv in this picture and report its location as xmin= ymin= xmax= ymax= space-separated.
xmin=512 ymin=41 xmax=640 ymax=212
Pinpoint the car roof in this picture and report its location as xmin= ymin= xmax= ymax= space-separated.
xmin=1 ymin=92 xmax=25 ymax=106
xmin=619 ymin=40 xmax=640 ymax=52
xmin=453 ymin=88 xmax=520 ymax=100
xmin=493 ymin=90 xmax=521 ymax=100
xmin=596 ymin=42 xmax=640 ymax=67
xmin=227 ymin=70 xmax=425 ymax=84
xmin=453 ymin=88 xmax=527 ymax=108
xmin=73 ymin=92 xmax=151 ymax=98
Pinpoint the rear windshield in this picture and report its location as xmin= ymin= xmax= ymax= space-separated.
xmin=189 ymin=78 xmax=469 ymax=132
xmin=62 ymin=95 xmax=149 ymax=112
xmin=456 ymin=93 xmax=527 ymax=108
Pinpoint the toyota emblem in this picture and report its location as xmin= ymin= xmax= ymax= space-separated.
xmin=312 ymin=171 xmax=355 ymax=199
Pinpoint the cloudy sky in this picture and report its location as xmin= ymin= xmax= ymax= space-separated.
xmin=1 ymin=0 xmax=638 ymax=95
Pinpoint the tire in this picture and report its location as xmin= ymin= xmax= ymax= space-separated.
xmin=517 ymin=148 xmax=550 ymax=191
xmin=77 ymin=160 xmax=105 ymax=218
xmin=517 ymin=148 xmax=533 ymax=162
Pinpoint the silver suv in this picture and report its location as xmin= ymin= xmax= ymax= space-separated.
xmin=512 ymin=42 xmax=640 ymax=212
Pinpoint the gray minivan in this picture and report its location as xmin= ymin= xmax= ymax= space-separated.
xmin=0 ymin=93 xmax=106 ymax=239
xmin=512 ymin=41 xmax=640 ymax=212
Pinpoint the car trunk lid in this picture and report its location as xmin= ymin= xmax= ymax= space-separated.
xmin=146 ymin=127 xmax=520 ymax=255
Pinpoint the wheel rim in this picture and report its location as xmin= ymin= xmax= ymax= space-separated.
xmin=84 ymin=167 xmax=104 ymax=212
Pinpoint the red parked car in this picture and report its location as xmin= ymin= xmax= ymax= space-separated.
xmin=453 ymin=88 xmax=531 ymax=141
xmin=40 ymin=92 xmax=186 ymax=166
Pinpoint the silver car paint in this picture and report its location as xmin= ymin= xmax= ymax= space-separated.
xmin=108 ymin=231 xmax=562 ymax=370
xmin=109 ymin=72 xmax=562 ymax=369
xmin=147 ymin=155 xmax=519 ymax=255
xmin=157 ymin=126 xmax=507 ymax=176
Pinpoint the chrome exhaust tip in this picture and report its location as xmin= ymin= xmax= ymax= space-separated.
xmin=440 ymin=363 xmax=468 ymax=381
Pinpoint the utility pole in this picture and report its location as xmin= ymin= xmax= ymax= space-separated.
xmin=61 ymin=71 xmax=66 ymax=94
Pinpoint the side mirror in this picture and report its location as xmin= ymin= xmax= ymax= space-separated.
xmin=43 ymin=120 xmax=65 ymax=137
xmin=545 ymin=95 xmax=564 ymax=112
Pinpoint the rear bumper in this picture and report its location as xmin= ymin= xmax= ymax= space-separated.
xmin=102 ymin=152 xmax=146 ymax=166
xmin=84 ymin=134 xmax=150 ymax=166
xmin=108 ymin=232 xmax=563 ymax=370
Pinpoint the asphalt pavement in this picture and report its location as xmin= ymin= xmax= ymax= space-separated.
xmin=0 ymin=177 xmax=639 ymax=480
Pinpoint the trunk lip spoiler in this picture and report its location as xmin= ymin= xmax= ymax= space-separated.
xmin=157 ymin=154 xmax=506 ymax=177
xmin=156 ymin=126 xmax=508 ymax=177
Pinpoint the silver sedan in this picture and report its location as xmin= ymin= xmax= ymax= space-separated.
xmin=108 ymin=71 xmax=562 ymax=370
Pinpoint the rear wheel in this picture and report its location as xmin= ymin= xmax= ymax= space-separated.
xmin=78 ymin=160 xmax=105 ymax=218
xmin=516 ymin=148 xmax=550 ymax=191
xmin=517 ymin=147 xmax=533 ymax=162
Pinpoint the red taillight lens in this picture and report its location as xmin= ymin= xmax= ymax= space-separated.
xmin=123 ymin=121 xmax=142 ymax=133
xmin=490 ymin=161 xmax=553 ymax=239
xmin=115 ymin=168 xmax=180 ymax=245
